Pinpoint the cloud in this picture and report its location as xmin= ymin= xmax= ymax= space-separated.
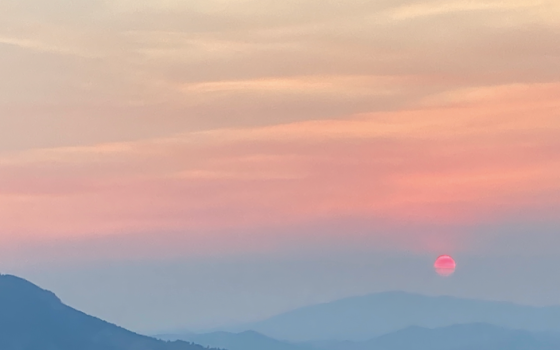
xmin=0 ymin=0 xmax=559 ymax=259
xmin=0 ymin=83 xmax=558 ymax=258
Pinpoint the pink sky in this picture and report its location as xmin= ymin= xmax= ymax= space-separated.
xmin=0 ymin=0 xmax=559 ymax=261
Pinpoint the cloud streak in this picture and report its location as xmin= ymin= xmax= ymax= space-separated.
xmin=0 ymin=83 xmax=558 ymax=257
xmin=0 ymin=0 xmax=559 ymax=259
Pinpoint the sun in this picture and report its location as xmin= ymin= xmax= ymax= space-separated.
xmin=434 ymin=255 xmax=456 ymax=277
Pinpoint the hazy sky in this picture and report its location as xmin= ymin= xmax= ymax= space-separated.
xmin=1 ymin=0 xmax=560 ymax=333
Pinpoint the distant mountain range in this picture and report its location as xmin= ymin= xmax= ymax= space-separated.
xmin=161 ymin=324 xmax=560 ymax=350
xmin=311 ymin=323 xmax=560 ymax=350
xmin=234 ymin=291 xmax=560 ymax=341
xmin=0 ymin=274 xmax=216 ymax=350
xmin=6 ymin=273 xmax=560 ymax=350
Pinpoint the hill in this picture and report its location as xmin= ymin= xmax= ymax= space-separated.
xmin=0 ymin=274 xmax=218 ymax=350
xmin=239 ymin=291 xmax=560 ymax=341
xmin=158 ymin=323 xmax=560 ymax=350
xmin=159 ymin=330 xmax=313 ymax=350
xmin=312 ymin=323 xmax=560 ymax=350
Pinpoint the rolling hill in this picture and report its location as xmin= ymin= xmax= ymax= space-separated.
xmin=160 ymin=324 xmax=560 ymax=350
xmin=238 ymin=291 xmax=560 ymax=341
xmin=159 ymin=330 xmax=313 ymax=350
xmin=312 ymin=323 xmax=560 ymax=350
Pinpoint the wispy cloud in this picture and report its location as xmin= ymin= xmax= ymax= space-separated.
xmin=0 ymin=82 xmax=558 ymax=258
xmin=0 ymin=0 xmax=559 ymax=258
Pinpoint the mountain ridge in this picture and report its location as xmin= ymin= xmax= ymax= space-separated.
xmin=162 ymin=323 xmax=560 ymax=350
xmin=233 ymin=291 xmax=560 ymax=341
xmin=309 ymin=323 xmax=560 ymax=350
xmin=0 ymin=274 xmax=218 ymax=350
xmin=158 ymin=330 xmax=312 ymax=350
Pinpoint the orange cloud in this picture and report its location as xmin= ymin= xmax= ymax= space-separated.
xmin=0 ymin=83 xmax=558 ymax=257
xmin=1 ymin=0 xmax=559 ymax=259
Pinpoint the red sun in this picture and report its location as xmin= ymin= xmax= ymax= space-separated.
xmin=434 ymin=255 xmax=456 ymax=277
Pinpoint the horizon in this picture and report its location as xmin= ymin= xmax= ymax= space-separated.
xmin=3 ymin=271 xmax=560 ymax=336
xmin=11 ymin=250 xmax=560 ymax=334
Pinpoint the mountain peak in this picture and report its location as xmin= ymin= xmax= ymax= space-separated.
xmin=0 ymin=274 xmax=62 ymax=306
xmin=0 ymin=274 xmax=214 ymax=350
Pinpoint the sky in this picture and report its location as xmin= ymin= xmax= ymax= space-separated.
xmin=1 ymin=0 xmax=560 ymax=334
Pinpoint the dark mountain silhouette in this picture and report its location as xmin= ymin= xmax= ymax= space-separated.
xmin=311 ymin=323 xmax=560 ymax=350
xmin=0 ymin=274 xmax=218 ymax=350
xmin=238 ymin=291 xmax=560 ymax=341
xmin=159 ymin=330 xmax=313 ymax=350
